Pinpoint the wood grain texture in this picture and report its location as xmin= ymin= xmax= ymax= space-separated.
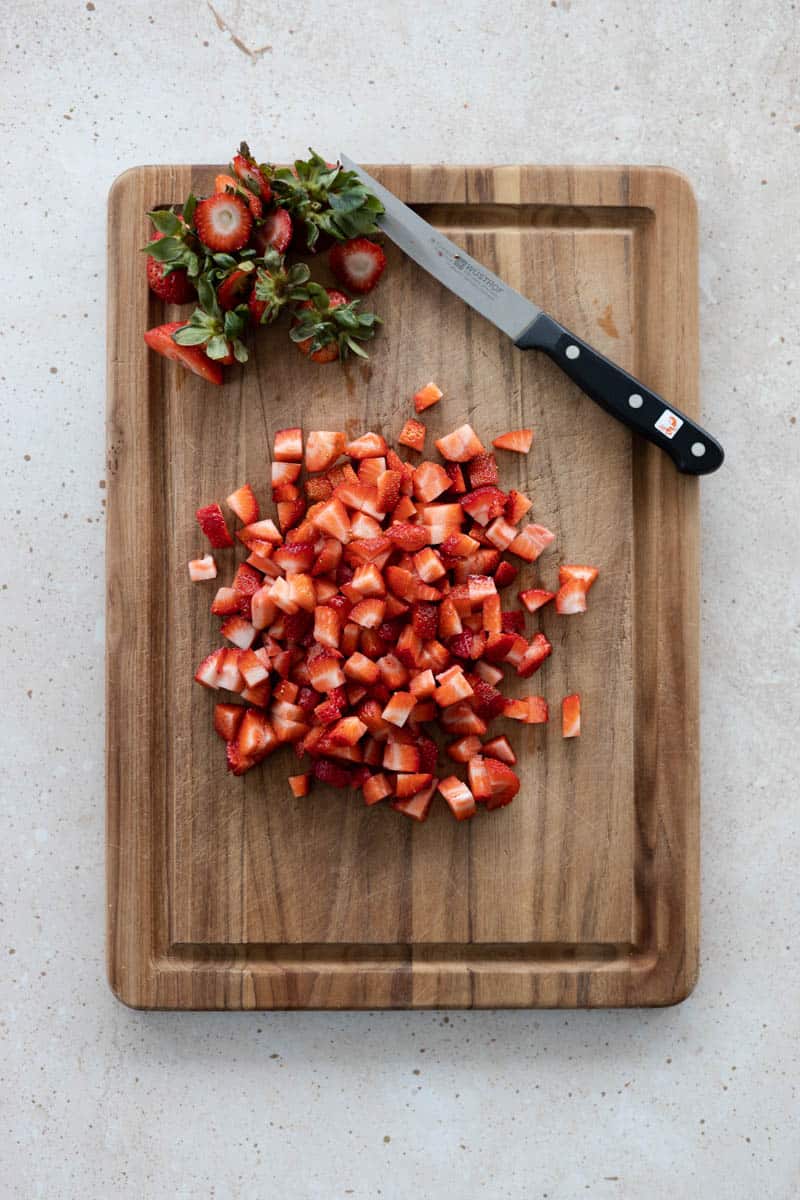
xmin=107 ymin=164 xmax=700 ymax=1009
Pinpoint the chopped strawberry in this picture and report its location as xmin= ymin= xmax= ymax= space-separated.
xmin=273 ymin=427 xmax=303 ymax=462
xmin=504 ymin=490 xmax=533 ymax=526
xmin=562 ymin=693 xmax=581 ymax=738
xmin=483 ymin=758 xmax=520 ymax=810
xmin=413 ymin=381 xmax=443 ymax=413
xmin=386 ymin=523 xmax=429 ymax=552
xmin=344 ymin=432 xmax=387 ymax=460
xmin=328 ymin=715 xmax=368 ymax=746
xmin=213 ymin=703 xmax=245 ymax=741
xmin=306 ymin=430 xmax=345 ymax=472
xmin=467 ymin=453 xmax=499 ymax=488
xmin=485 ymin=517 xmax=518 ymax=551
xmin=435 ymin=424 xmax=484 ymax=462
xmin=236 ymin=709 xmax=278 ymax=764
xmin=194 ymin=192 xmax=252 ymax=252
xmin=461 ymin=486 xmax=507 ymax=526
xmin=446 ymin=734 xmax=482 ymax=763
xmin=438 ymin=776 xmax=476 ymax=821
xmin=188 ymin=553 xmax=217 ymax=582
xmin=412 ymin=602 xmax=438 ymax=640
xmin=443 ymin=462 xmax=466 ymax=494
xmin=467 ymin=756 xmax=492 ymax=802
xmin=391 ymin=782 xmax=436 ymax=821
xmin=413 ymin=461 xmax=451 ymax=503
xmin=349 ymin=598 xmax=386 ymax=629
xmin=394 ymin=772 xmax=433 ymax=799
xmin=238 ymin=518 xmax=282 ymax=546
xmin=508 ymin=523 xmax=555 ymax=562
xmin=516 ymin=632 xmax=553 ymax=678
xmin=221 ymin=615 xmax=257 ymax=650
xmin=482 ymin=734 xmax=516 ymax=765
xmin=363 ymin=772 xmax=393 ymax=805
xmin=196 ymin=502 xmax=233 ymax=548
xmin=383 ymin=741 xmax=420 ymax=773
xmin=398 ymin=418 xmax=426 ymax=452
xmin=492 ymin=429 xmax=533 ymax=454
xmin=329 ymin=237 xmax=386 ymax=294
xmin=382 ymin=692 xmax=416 ymax=728
xmin=288 ymin=772 xmax=311 ymax=797
xmin=144 ymin=323 xmax=223 ymax=385
xmin=503 ymin=696 xmax=548 ymax=724
xmin=225 ymin=483 xmax=260 ymax=525
xmin=313 ymin=758 xmax=355 ymax=789
xmin=520 ymin=588 xmax=555 ymax=613
xmin=310 ymin=497 xmax=350 ymax=543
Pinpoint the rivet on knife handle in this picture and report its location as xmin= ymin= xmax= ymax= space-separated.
xmin=515 ymin=313 xmax=724 ymax=476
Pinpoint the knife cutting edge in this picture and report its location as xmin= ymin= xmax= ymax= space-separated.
xmin=340 ymin=154 xmax=724 ymax=476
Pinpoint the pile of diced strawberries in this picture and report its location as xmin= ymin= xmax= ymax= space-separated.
xmin=190 ymin=383 xmax=597 ymax=822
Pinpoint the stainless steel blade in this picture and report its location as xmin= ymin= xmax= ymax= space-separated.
xmin=340 ymin=154 xmax=541 ymax=341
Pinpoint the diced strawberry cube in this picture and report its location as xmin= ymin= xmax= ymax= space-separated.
xmin=467 ymin=453 xmax=499 ymax=488
xmin=562 ymin=693 xmax=581 ymax=737
xmin=482 ymin=734 xmax=516 ymax=765
xmin=237 ymin=709 xmax=278 ymax=763
xmin=492 ymin=429 xmax=533 ymax=454
xmin=188 ymin=554 xmax=217 ymax=582
xmin=435 ymin=423 xmax=485 ymax=462
xmin=274 ymin=427 xmax=303 ymax=462
xmin=363 ymin=772 xmax=394 ymax=805
xmin=413 ymin=381 xmax=443 ymax=412
xmin=391 ymin=782 xmax=436 ymax=821
xmin=305 ymin=430 xmax=345 ymax=473
xmin=516 ymin=632 xmax=553 ymax=678
xmin=382 ymin=691 xmax=416 ymax=727
xmin=345 ymin=431 xmax=387 ymax=459
xmin=520 ymin=588 xmax=555 ymax=613
xmin=226 ymin=483 xmax=260 ymax=525
xmin=382 ymin=741 xmax=420 ymax=772
xmin=196 ymin=502 xmax=233 ymax=549
xmin=461 ymin=486 xmax=507 ymax=526
xmin=508 ymin=523 xmax=555 ymax=562
xmin=438 ymin=776 xmax=476 ymax=820
xmin=505 ymin=490 xmax=533 ymax=525
xmin=446 ymin=734 xmax=482 ymax=763
xmin=288 ymin=773 xmax=311 ymax=797
xmin=398 ymin=418 xmax=426 ymax=452
xmin=413 ymin=461 xmax=451 ymax=503
xmin=213 ymin=703 xmax=245 ymax=741
xmin=272 ymin=461 xmax=302 ymax=487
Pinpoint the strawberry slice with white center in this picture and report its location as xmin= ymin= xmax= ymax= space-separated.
xmin=305 ymin=430 xmax=345 ymax=473
xmin=194 ymin=192 xmax=253 ymax=252
xmin=329 ymin=237 xmax=387 ymax=294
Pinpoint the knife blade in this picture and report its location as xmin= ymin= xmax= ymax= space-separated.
xmin=340 ymin=154 xmax=724 ymax=476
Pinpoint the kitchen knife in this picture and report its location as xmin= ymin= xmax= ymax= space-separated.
xmin=340 ymin=155 xmax=724 ymax=476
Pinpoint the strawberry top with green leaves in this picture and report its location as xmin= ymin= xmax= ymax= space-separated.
xmin=291 ymin=284 xmax=380 ymax=363
xmin=146 ymin=234 xmax=196 ymax=304
xmin=271 ymin=150 xmax=384 ymax=249
xmin=249 ymin=251 xmax=311 ymax=326
xmin=231 ymin=141 xmax=272 ymax=202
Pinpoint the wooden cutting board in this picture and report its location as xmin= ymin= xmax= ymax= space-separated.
xmin=107 ymin=164 xmax=700 ymax=1009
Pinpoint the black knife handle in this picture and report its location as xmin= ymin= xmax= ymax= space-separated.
xmin=515 ymin=312 xmax=724 ymax=475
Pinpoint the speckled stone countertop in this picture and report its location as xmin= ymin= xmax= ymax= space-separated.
xmin=2 ymin=2 xmax=798 ymax=1196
